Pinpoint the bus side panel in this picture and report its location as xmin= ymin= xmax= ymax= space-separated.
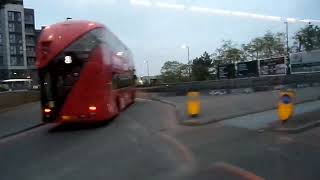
xmin=111 ymin=72 xmax=136 ymax=110
xmin=58 ymin=47 xmax=115 ymax=122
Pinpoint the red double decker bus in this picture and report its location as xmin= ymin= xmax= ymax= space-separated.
xmin=36 ymin=20 xmax=136 ymax=123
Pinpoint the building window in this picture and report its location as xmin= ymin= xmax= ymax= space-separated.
xmin=15 ymin=23 xmax=22 ymax=33
xmin=18 ymin=46 xmax=23 ymax=55
xmin=17 ymin=56 xmax=24 ymax=66
xmin=8 ymin=11 xmax=15 ymax=21
xmin=16 ymin=12 xmax=21 ymax=22
xmin=0 ymin=56 xmax=4 ymax=66
xmin=8 ymin=11 xmax=22 ymax=22
xmin=16 ymin=35 xmax=22 ymax=44
xmin=25 ymin=14 xmax=34 ymax=24
xmin=27 ymin=57 xmax=36 ymax=66
xmin=27 ymin=46 xmax=35 ymax=57
xmin=25 ymin=26 xmax=34 ymax=34
xmin=26 ymin=37 xmax=35 ymax=46
xmin=9 ymin=34 xmax=16 ymax=43
xmin=10 ymin=46 xmax=17 ymax=55
xmin=10 ymin=56 xmax=17 ymax=65
xmin=10 ymin=56 xmax=23 ymax=66
xmin=26 ymin=46 xmax=33 ymax=52
xmin=8 ymin=23 xmax=15 ymax=32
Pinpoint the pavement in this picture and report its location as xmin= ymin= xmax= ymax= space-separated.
xmin=160 ymin=87 xmax=320 ymax=125
xmin=270 ymin=109 xmax=320 ymax=133
xmin=218 ymin=100 xmax=320 ymax=131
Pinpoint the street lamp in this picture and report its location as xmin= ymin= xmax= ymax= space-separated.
xmin=284 ymin=21 xmax=289 ymax=56
xmin=181 ymin=44 xmax=191 ymax=80
xmin=144 ymin=60 xmax=150 ymax=85
xmin=181 ymin=44 xmax=190 ymax=64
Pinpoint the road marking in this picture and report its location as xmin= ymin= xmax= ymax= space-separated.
xmin=135 ymin=98 xmax=154 ymax=102
xmin=211 ymin=162 xmax=265 ymax=180
xmin=158 ymin=133 xmax=196 ymax=172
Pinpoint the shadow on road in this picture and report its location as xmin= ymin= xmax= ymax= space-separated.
xmin=48 ymin=119 xmax=116 ymax=133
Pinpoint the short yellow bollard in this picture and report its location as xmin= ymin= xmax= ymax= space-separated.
xmin=187 ymin=91 xmax=201 ymax=117
xmin=278 ymin=90 xmax=296 ymax=123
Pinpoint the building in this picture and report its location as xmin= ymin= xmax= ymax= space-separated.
xmin=0 ymin=0 xmax=39 ymax=83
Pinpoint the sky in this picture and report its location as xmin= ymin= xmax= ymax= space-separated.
xmin=24 ymin=0 xmax=320 ymax=76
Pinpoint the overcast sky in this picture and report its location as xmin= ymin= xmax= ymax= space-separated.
xmin=24 ymin=0 xmax=320 ymax=76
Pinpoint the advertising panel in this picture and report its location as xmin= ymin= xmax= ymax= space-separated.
xmin=218 ymin=64 xmax=236 ymax=79
xmin=259 ymin=57 xmax=286 ymax=76
xmin=237 ymin=61 xmax=259 ymax=78
xmin=290 ymin=50 xmax=320 ymax=74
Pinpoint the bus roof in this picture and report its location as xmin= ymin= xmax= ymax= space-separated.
xmin=37 ymin=20 xmax=105 ymax=68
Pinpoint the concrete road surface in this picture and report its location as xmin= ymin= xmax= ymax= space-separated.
xmin=2 ymin=98 xmax=320 ymax=179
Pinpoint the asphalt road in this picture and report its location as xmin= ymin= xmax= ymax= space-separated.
xmin=0 ymin=102 xmax=41 ymax=138
xmin=0 ymin=100 xmax=191 ymax=180
xmin=2 ymin=99 xmax=320 ymax=180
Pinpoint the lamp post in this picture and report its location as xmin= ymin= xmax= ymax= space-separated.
xmin=144 ymin=60 xmax=150 ymax=85
xmin=181 ymin=45 xmax=190 ymax=64
xmin=181 ymin=44 xmax=191 ymax=80
xmin=284 ymin=21 xmax=289 ymax=56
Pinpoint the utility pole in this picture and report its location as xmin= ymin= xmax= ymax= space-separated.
xmin=284 ymin=21 xmax=291 ymax=74
xmin=182 ymin=45 xmax=191 ymax=80
xmin=144 ymin=60 xmax=150 ymax=85
xmin=187 ymin=46 xmax=190 ymax=64
xmin=285 ymin=21 xmax=289 ymax=56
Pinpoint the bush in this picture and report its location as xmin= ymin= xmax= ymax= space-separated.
xmin=0 ymin=86 xmax=8 ymax=92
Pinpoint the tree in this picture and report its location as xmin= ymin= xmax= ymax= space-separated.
xmin=192 ymin=52 xmax=212 ymax=81
xmin=293 ymin=24 xmax=320 ymax=52
xmin=262 ymin=31 xmax=286 ymax=57
xmin=242 ymin=32 xmax=286 ymax=60
xmin=160 ymin=61 xmax=189 ymax=83
xmin=212 ymin=40 xmax=245 ymax=64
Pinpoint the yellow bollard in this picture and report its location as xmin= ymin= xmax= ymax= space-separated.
xmin=187 ymin=91 xmax=201 ymax=117
xmin=278 ymin=90 xmax=296 ymax=123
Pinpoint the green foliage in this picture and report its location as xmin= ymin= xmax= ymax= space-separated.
xmin=192 ymin=52 xmax=212 ymax=81
xmin=242 ymin=32 xmax=286 ymax=60
xmin=160 ymin=61 xmax=189 ymax=83
xmin=0 ymin=86 xmax=8 ymax=92
xmin=293 ymin=24 xmax=320 ymax=52
xmin=212 ymin=40 xmax=245 ymax=64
